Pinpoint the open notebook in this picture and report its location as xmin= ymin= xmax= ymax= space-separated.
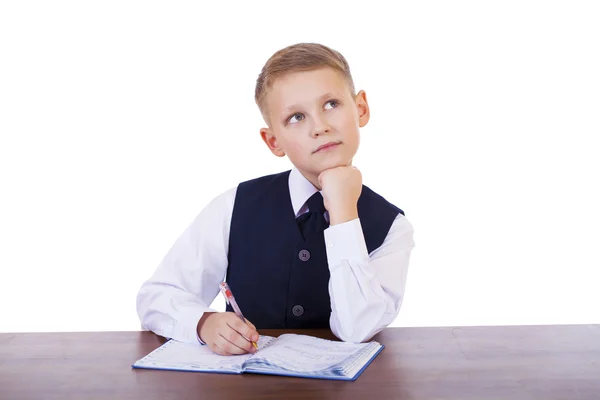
xmin=132 ymin=333 xmax=383 ymax=381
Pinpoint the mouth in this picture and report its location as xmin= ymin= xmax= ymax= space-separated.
xmin=313 ymin=141 xmax=342 ymax=153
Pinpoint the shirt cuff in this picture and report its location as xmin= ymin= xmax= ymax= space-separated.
xmin=197 ymin=333 xmax=206 ymax=345
xmin=324 ymin=218 xmax=371 ymax=274
xmin=172 ymin=306 xmax=217 ymax=344
xmin=196 ymin=309 xmax=218 ymax=345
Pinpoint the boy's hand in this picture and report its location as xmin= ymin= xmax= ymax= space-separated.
xmin=318 ymin=166 xmax=362 ymax=225
xmin=197 ymin=312 xmax=259 ymax=356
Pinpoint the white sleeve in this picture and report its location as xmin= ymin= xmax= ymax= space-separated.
xmin=325 ymin=214 xmax=415 ymax=342
xmin=136 ymin=187 xmax=236 ymax=343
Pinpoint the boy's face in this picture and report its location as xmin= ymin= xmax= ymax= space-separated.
xmin=260 ymin=67 xmax=370 ymax=187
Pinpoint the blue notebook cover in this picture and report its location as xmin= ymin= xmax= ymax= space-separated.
xmin=132 ymin=334 xmax=383 ymax=381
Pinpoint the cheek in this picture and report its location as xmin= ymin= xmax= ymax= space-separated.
xmin=335 ymin=109 xmax=358 ymax=129
xmin=282 ymin=138 xmax=305 ymax=158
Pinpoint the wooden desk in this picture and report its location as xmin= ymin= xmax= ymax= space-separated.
xmin=1 ymin=325 xmax=599 ymax=399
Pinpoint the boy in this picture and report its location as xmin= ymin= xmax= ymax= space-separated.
xmin=136 ymin=43 xmax=415 ymax=356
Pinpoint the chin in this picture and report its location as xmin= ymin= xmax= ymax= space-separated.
xmin=319 ymin=158 xmax=351 ymax=172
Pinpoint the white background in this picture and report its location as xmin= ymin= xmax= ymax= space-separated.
xmin=1 ymin=1 xmax=598 ymax=333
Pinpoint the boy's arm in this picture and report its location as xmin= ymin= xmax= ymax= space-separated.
xmin=325 ymin=214 xmax=415 ymax=343
xmin=319 ymin=166 xmax=415 ymax=343
xmin=135 ymin=187 xmax=236 ymax=344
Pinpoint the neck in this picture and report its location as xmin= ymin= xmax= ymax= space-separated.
xmin=296 ymin=170 xmax=321 ymax=191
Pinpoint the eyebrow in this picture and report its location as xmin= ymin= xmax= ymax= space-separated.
xmin=282 ymin=92 xmax=341 ymax=114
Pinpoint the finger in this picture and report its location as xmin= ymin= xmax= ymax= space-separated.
xmin=223 ymin=320 xmax=256 ymax=352
xmin=245 ymin=320 xmax=259 ymax=346
xmin=246 ymin=319 xmax=256 ymax=331
xmin=214 ymin=335 xmax=243 ymax=356
xmin=318 ymin=174 xmax=323 ymax=188
xmin=218 ymin=330 xmax=253 ymax=355
xmin=228 ymin=317 xmax=259 ymax=343
xmin=209 ymin=337 xmax=235 ymax=356
xmin=211 ymin=342 xmax=232 ymax=356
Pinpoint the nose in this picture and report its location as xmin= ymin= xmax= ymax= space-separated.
xmin=310 ymin=114 xmax=330 ymax=137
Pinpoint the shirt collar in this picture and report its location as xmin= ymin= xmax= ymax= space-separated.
xmin=289 ymin=168 xmax=319 ymax=217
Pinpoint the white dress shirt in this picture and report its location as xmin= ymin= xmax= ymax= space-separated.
xmin=136 ymin=168 xmax=415 ymax=343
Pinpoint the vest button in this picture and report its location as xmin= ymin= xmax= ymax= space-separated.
xmin=298 ymin=249 xmax=311 ymax=261
xmin=292 ymin=305 xmax=304 ymax=317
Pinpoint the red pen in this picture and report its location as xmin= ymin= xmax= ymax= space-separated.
xmin=219 ymin=282 xmax=259 ymax=350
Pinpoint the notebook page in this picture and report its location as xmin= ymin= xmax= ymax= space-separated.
xmin=243 ymin=334 xmax=374 ymax=374
xmin=336 ymin=342 xmax=381 ymax=378
xmin=134 ymin=335 xmax=275 ymax=372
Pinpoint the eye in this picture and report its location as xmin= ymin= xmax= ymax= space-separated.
xmin=287 ymin=112 xmax=305 ymax=125
xmin=324 ymin=100 xmax=339 ymax=110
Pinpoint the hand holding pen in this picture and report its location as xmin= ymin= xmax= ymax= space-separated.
xmin=196 ymin=284 xmax=259 ymax=356
xmin=220 ymin=282 xmax=259 ymax=350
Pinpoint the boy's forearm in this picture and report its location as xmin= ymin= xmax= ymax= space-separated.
xmin=325 ymin=216 xmax=414 ymax=342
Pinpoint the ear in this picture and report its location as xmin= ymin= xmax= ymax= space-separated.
xmin=260 ymin=127 xmax=286 ymax=157
xmin=355 ymin=90 xmax=370 ymax=128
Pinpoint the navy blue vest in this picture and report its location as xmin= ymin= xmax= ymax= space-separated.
xmin=225 ymin=170 xmax=403 ymax=329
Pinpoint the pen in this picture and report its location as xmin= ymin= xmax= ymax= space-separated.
xmin=219 ymin=282 xmax=259 ymax=350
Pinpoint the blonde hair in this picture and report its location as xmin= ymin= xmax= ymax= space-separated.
xmin=255 ymin=43 xmax=356 ymax=121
